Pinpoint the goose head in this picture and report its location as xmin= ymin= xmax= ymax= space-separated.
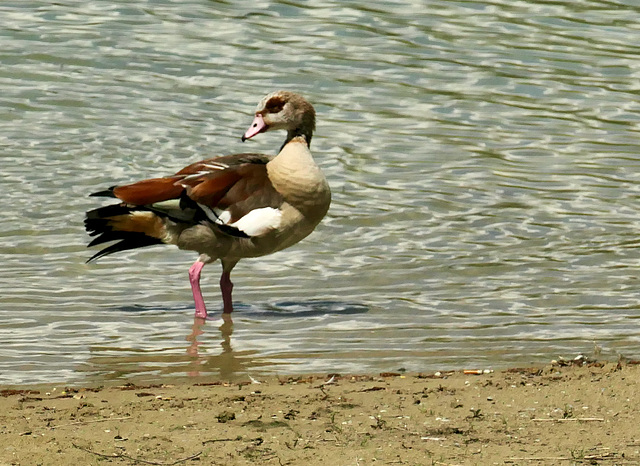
xmin=242 ymin=91 xmax=316 ymax=147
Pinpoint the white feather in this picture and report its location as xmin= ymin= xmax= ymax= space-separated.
xmin=151 ymin=199 xmax=181 ymax=211
xmin=213 ymin=209 xmax=231 ymax=224
xmin=199 ymin=203 xmax=282 ymax=237
xmin=182 ymin=163 xmax=228 ymax=181
xmin=229 ymin=208 xmax=282 ymax=236
xmin=198 ymin=204 xmax=219 ymax=223
xmin=202 ymin=162 xmax=229 ymax=170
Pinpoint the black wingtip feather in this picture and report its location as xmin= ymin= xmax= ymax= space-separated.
xmin=89 ymin=187 xmax=117 ymax=198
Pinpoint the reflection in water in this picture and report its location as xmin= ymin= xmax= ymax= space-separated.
xmin=76 ymin=309 xmax=262 ymax=383
xmin=185 ymin=314 xmax=235 ymax=378
xmin=70 ymin=301 xmax=368 ymax=385
xmin=186 ymin=317 xmax=206 ymax=358
xmin=185 ymin=316 xmax=206 ymax=376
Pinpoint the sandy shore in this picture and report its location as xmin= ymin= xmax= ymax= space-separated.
xmin=2 ymin=360 xmax=640 ymax=465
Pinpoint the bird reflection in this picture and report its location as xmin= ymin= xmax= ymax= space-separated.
xmin=185 ymin=317 xmax=206 ymax=357
xmin=185 ymin=313 xmax=237 ymax=377
xmin=83 ymin=300 xmax=367 ymax=382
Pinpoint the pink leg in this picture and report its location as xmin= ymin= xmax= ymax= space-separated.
xmin=188 ymin=259 xmax=208 ymax=319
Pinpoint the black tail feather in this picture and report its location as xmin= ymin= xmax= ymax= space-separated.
xmin=85 ymin=203 xmax=163 ymax=262
xmin=86 ymin=234 xmax=163 ymax=262
xmin=85 ymin=204 xmax=132 ymax=234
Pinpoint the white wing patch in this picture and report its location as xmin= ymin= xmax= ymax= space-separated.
xmin=229 ymin=208 xmax=282 ymax=236
xmin=199 ymin=204 xmax=282 ymax=237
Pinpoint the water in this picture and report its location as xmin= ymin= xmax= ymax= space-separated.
xmin=2 ymin=0 xmax=640 ymax=386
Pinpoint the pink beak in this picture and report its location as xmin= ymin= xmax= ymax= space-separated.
xmin=242 ymin=114 xmax=267 ymax=141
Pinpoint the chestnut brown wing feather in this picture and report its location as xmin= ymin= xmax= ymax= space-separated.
xmin=215 ymin=164 xmax=283 ymax=222
xmin=112 ymin=177 xmax=183 ymax=205
xmin=108 ymin=154 xmax=282 ymax=225
xmin=184 ymin=171 xmax=243 ymax=207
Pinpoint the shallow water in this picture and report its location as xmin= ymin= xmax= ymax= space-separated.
xmin=2 ymin=0 xmax=640 ymax=385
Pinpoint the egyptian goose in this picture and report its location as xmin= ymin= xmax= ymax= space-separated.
xmin=85 ymin=91 xmax=331 ymax=319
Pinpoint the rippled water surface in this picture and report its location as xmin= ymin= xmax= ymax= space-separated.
xmin=2 ymin=0 xmax=640 ymax=385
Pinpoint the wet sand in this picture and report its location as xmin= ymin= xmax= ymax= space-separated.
xmin=2 ymin=360 xmax=640 ymax=465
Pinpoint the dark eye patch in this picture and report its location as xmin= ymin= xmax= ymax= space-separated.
xmin=264 ymin=96 xmax=286 ymax=113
